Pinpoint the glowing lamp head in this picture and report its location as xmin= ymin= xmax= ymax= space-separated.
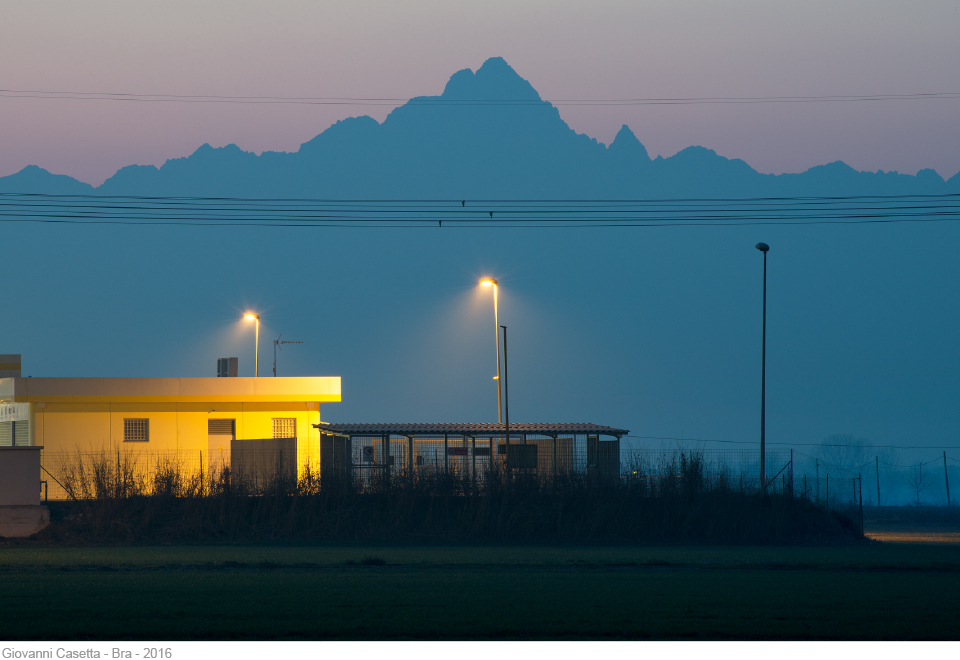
xmin=244 ymin=313 xmax=259 ymax=321
xmin=479 ymin=278 xmax=498 ymax=287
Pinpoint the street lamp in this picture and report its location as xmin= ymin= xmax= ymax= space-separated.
xmin=755 ymin=242 xmax=769 ymax=492
xmin=479 ymin=278 xmax=502 ymax=424
xmin=244 ymin=313 xmax=260 ymax=377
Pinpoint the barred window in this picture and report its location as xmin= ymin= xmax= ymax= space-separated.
xmin=124 ymin=418 xmax=149 ymax=442
xmin=272 ymin=418 xmax=296 ymax=439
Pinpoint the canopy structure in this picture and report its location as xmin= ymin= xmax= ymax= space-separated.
xmin=310 ymin=422 xmax=628 ymax=485
xmin=313 ymin=422 xmax=627 ymax=439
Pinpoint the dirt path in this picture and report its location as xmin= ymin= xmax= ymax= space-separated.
xmin=865 ymin=521 xmax=960 ymax=544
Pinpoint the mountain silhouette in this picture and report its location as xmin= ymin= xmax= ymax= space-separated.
xmin=2 ymin=57 xmax=958 ymax=198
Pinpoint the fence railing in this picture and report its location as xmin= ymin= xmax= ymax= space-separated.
xmin=38 ymin=438 xmax=865 ymax=515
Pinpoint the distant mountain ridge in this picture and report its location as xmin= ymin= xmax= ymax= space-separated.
xmin=3 ymin=57 xmax=958 ymax=198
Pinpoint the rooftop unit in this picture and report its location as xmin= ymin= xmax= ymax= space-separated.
xmin=217 ymin=357 xmax=238 ymax=377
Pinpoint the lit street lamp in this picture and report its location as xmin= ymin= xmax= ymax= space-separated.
xmin=755 ymin=242 xmax=769 ymax=492
xmin=479 ymin=278 xmax=502 ymax=423
xmin=244 ymin=312 xmax=260 ymax=377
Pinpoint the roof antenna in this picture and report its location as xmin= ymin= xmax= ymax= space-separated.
xmin=272 ymin=334 xmax=304 ymax=376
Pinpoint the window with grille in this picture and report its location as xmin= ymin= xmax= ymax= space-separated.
xmin=207 ymin=419 xmax=235 ymax=435
xmin=124 ymin=418 xmax=149 ymax=442
xmin=272 ymin=418 xmax=296 ymax=439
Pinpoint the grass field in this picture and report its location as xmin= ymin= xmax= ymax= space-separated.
xmin=1 ymin=535 xmax=959 ymax=640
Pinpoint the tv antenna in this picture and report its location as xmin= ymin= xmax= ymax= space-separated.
xmin=272 ymin=334 xmax=303 ymax=376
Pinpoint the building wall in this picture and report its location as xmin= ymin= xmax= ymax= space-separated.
xmin=33 ymin=401 xmax=323 ymax=461
xmin=1 ymin=376 xmax=340 ymax=496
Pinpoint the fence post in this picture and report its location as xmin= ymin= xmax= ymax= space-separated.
xmin=790 ymin=449 xmax=794 ymax=497
xmin=945 ymin=452 xmax=951 ymax=506
xmin=816 ymin=459 xmax=820 ymax=503
xmin=117 ymin=450 xmax=121 ymax=499
xmin=858 ymin=473 xmax=864 ymax=535
xmin=876 ymin=456 xmax=880 ymax=507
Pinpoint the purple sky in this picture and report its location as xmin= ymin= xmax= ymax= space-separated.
xmin=2 ymin=0 xmax=959 ymax=186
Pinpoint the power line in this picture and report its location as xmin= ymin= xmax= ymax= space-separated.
xmin=879 ymin=458 xmax=943 ymax=468
xmin=1 ymin=192 xmax=958 ymax=228
xmin=626 ymin=435 xmax=960 ymax=450
xmin=2 ymin=218 xmax=956 ymax=228
xmin=2 ymin=89 xmax=959 ymax=107
xmin=5 ymin=192 xmax=958 ymax=204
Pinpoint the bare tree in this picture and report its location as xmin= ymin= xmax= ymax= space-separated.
xmin=817 ymin=434 xmax=900 ymax=505
xmin=904 ymin=462 xmax=934 ymax=506
xmin=817 ymin=435 xmax=872 ymax=478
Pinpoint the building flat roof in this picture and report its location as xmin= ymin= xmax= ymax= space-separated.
xmin=315 ymin=422 xmax=628 ymax=438
xmin=0 ymin=377 xmax=341 ymax=403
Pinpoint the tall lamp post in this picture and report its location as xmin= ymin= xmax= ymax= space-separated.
xmin=755 ymin=243 xmax=769 ymax=492
xmin=244 ymin=313 xmax=260 ymax=377
xmin=501 ymin=325 xmax=509 ymax=448
xmin=479 ymin=278 xmax=502 ymax=423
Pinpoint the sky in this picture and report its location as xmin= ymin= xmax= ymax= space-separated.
xmin=2 ymin=1 xmax=960 ymax=185
xmin=3 ymin=1 xmax=960 ymax=504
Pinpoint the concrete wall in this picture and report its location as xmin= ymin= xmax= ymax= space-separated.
xmin=0 ymin=447 xmax=41 ymax=506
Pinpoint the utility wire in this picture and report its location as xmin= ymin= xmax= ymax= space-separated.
xmin=2 ymin=89 xmax=960 ymax=107
xmin=4 ymin=192 xmax=959 ymax=203
xmin=3 ymin=216 xmax=957 ymax=228
xmin=626 ymin=435 xmax=960 ymax=450
xmin=624 ymin=443 xmax=950 ymax=470
xmin=1 ymin=193 xmax=958 ymax=228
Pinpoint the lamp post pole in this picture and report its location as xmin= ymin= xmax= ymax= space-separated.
xmin=755 ymin=243 xmax=769 ymax=493
xmin=480 ymin=279 xmax=502 ymax=424
xmin=494 ymin=284 xmax=501 ymax=424
xmin=501 ymin=325 xmax=509 ymax=450
xmin=244 ymin=313 xmax=260 ymax=377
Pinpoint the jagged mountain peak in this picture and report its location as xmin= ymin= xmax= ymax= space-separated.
xmin=0 ymin=164 xmax=95 ymax=194
xmin=441 ymin=57 xmax=541 ymax=101
xmin=608 ymin=124 xmax=650 ymax=161
xmin=0 ymin=57 xmax=953 ymax=198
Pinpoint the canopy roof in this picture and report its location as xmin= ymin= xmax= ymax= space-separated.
xmin=314 ymin=422 xmax=628 ymax=438
xmin=0 ymin=376 xmax=341 ymax=403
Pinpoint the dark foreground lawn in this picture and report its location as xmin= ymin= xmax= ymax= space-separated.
xmin=0 ymin=543 xmax=958 ymax=640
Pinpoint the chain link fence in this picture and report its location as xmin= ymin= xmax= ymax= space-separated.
xmin=39 ymin=436 xmax=867 ymax=516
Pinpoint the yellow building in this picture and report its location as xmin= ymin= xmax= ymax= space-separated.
xmin=0 ymin=360 xmax=341 ymax=497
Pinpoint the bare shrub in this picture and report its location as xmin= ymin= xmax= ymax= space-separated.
xmin=904 ymin=462 xmax=935 ymax=506
xmin=38 ymin=447 xmax=862 ymax=545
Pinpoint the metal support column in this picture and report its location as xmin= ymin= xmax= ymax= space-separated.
xmin=407 ymin=435 xmax=414 ymax=485
xmin=383 ymin=434 xmax=390 ymax=488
